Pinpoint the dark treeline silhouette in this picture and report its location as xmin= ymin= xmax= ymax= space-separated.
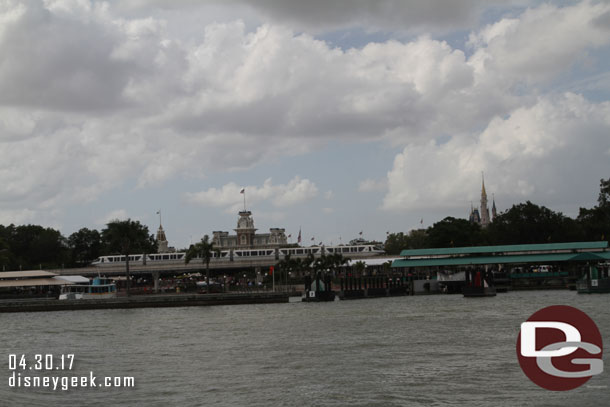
xmin=0 ymin=219 xmax=156 ymax=271
xmin=384 ymin=178 xmax=610 ymax=254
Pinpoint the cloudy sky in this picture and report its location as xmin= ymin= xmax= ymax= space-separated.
xmin=1 ymin=0 xmax=609 ymax=248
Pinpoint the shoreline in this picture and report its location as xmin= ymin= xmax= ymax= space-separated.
xmin=0 ymin=292 xmax=289 ymax=313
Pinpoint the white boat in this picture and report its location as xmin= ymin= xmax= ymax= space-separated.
xmin=59 ymin=277 xmax=117 ymax=300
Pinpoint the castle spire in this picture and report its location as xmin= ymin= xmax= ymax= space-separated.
xmin=480 ymin=172 xmax=490 ymax=227
xmin=156 ymin=210 xmax=169 ymax=252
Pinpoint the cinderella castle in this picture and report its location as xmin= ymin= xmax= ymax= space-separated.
xmin=469 ymin=174 xmax=497 ymax=227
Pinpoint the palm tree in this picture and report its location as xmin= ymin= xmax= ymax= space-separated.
xmin=276 ymin=253 xmax=295 ymax=290
xmin=102 ymin=219 xmax=156 ymax=296
xmin=300 ymin=253 xmax=315 ymax=278
xmin=185 ymin=235 xmax=218 ymax=293
xmin=330 ymin=253 xmax=349 ymax=276
xmin=313 ymin=253 xmax=349 ymax=277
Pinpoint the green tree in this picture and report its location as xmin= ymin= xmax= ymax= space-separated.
xmin=405 ymin=229 xmax=429 ymax=250
xmin=597 ymin=178 xmax=610 ymax=207
xmin=185 ymin=235 xmax=218 ymax=293
xmin=0 ymin=236 xmax=10 ymax=271
xmin=298 ymin=253 xmax=315 ymax=277
xmin=276 ymin=253 xmax=296 ymax=288
xmin=68 ymin=228 xmax=102 ymax=266
xmin=385 ymin=230 xmax=429 ymax=254
xmin=312 ymin=253 xmax=349 ymax=277
xmin=487 ymin=201 xmax=581 ymax=245
xmin=577 ymin=178 xmax=610 ymax=243
xmin=427 ymin=217 xmax=483 ymax=248
xmin=0 ymin=224 xmax=69 ymax=270
xmin=384 ymin=232 xmax=409 ymax=255
xmin=101 ymin=219 xmax=156 ymax=295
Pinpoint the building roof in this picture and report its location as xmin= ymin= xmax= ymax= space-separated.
xmin=0 ymin=277 xmax=74 ymax=288
xmin=56 ymin=275 xmax=90 ymax=284
xmin=392 ymin=251 xmax=610 ymax=268
xmin=0 ymin=270 xmax=59 ymax=279
xmin=399 ymin=241 xmax=608 ymax=258
xmin=347 ymin=258 xmax=401 ymax=267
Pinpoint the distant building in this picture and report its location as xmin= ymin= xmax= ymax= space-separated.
xmin=469 ymin=174 xmax=496 ymax=227
xmin=212 ymin=210 xmax=287 ymax=249
xmin=156 ymin=224 xmax=175 ymax=253
xmin=468 ymin=204 xmax=481 ymax=224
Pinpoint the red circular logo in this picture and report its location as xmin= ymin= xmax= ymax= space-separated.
xmin=516 ymin=305 xmax=603 ymax=391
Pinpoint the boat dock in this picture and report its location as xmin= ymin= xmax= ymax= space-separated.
xmin=339 ymin=276 xmax=408 ymax=299
xmin=0 ymin=292 xmax=289 ymax=313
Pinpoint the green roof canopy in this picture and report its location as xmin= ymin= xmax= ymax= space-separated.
xmin=392 ymin=241 xmax=609 ymax=269
xmin=392 ymin=252 xmax=610 ymax=268
xmin=399 ymin=241 xmax=608 ymax=258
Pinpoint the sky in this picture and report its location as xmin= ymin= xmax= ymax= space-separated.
xmin=1 ymin=0 xmax=609 ymax=249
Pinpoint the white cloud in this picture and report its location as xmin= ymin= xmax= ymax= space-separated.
xmin=252 ymin=211 xmax=286 ymax=223
xmin=382 ymin=93 xmax=610 ymax=213
xmin=184 ymin=177 xmax=319 ymax=212
xmin=96 ymin=209 xmax=129 ymax=225
xmin=117 ymin=0 xmax=499 ymax=34
xmin=0 ymin=0 xmax=608 ymax=233
xmin=358 ymin=178 xmax=387 ymax=192
xmin=467 ymin=2 xmax=610 ymax=85
xmin=0 ymin=208 xmax=37 ymax=226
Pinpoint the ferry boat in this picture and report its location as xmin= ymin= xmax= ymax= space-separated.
xmin=59 ymin=277 xmax=117 ymax=300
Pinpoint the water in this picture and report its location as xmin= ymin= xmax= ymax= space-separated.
xmin=1 ymin=291 xmax=609 ymax=406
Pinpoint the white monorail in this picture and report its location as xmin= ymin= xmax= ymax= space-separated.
xmin=91 ymin=244 xmax=384 ymax=267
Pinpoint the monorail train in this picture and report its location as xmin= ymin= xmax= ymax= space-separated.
xmin=90 ymin=244 xmax=384 ymax=267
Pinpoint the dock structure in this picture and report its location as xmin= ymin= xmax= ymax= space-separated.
xmin=391 ymin=241 xmax=610 ymax=295
xmin=302 ymin=273 xmax=336 ymax=302
xmin=338 ymin=275 xmax=408 ymax=300
xmin=577 ymin=263 xmax=610 ymax=293
xmin=0 ymin=292 xmax=289 ymax=313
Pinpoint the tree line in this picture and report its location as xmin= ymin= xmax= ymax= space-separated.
xmin=0 ymin=220 xmax=156 ymax=271
xmin=275 ymin=252 xmax=350 ymax=277
xmin=384 ymin=178 xmax=610 ymax=254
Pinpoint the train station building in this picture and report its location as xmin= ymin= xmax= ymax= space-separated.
xmin=212 ymin=210 xmax=287 ymax=250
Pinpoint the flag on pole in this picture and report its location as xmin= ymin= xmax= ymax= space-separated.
xmin=420 ymin=218 xmax=423 ymax=225
xmin=359 ymin=231 xmax=363 ymax=235
xmin=311 ymin=237 xmax=315 ymax=241
xmin=297 ymin=228 xmax=301 ymax=244
xmin=240 ymin=188 xmax=246 ymax=211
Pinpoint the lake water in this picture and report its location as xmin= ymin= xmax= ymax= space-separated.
xmin=1 ymin=291 xmax=609 ymax=406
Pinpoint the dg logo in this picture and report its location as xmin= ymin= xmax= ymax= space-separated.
xmin=517 ymin=305 xmax=604 ymax=391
